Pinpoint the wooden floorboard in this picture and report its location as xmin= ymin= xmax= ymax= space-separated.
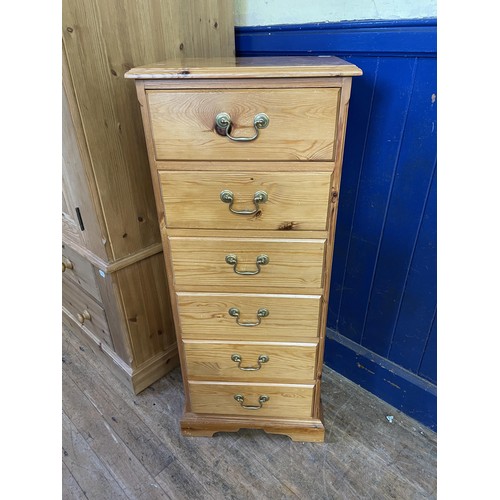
xmin=62 ymin=412 xmax=128 ymax=500
xmin=63 ymin=371 xmax=170 ymax=499
xmin=62 ymin=325 xmax=437 ymax=499
xmin=62 ymin=462 xmax=88 ymax=500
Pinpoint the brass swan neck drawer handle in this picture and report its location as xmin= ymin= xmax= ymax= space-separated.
xmin=215 ymin=112 xmax=270 ymax=142
xmin=228 ymin=307 xmax=269 ymax=327
xmin=225 ymin=254 xmax=269 ymax=275
xmin=220 ymin=189 xmax=268 ymax=215
xmin=234 ymin=394 xmax=270 ymax=410
xmin=231 ymin=354 xmax=269 ymax=371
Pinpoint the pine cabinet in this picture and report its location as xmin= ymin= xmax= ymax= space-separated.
xmin=62 ymin=0 xmax=235 ymax=393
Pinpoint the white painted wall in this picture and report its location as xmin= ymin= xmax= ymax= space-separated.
xmin=234 ymin=0 xmax=437 ymax=26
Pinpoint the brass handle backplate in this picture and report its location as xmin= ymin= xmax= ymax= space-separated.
xmin=231 ymin=353 xmax=269 ymax=371
xmin=228 ymin=307 xmax=269 ymax=327
xmin=77 ymin=309 xmax=91 ymax=324
xmin=220 ymin=190 xmax=268 ymax=215
xmin=234 ymin=394 xmax=269 ymax=410
xmin=215 ymin=112 xmax=269 ymax=142
xmin=225 ymin=254 xmax=269 ymax=275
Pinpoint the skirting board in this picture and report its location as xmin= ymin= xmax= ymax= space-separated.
xmin=324 ymin=328 xmax=436 ymax=431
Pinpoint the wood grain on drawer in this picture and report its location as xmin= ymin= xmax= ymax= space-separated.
xmin=62 ymin=244 xmax=101 ymax=301
xmin=184 ymin=341 xmax=317 ymax=383
xmin=160 ymin=171 xmax=331 ymax=230
xmin=62 ymin=278 xmax=113 ymax=348
xmin=177 ymin=292 xmax=321 ymax=341
xmin=168 ymin=236 xmax=326 ymax=289
xmin=147 ymin=88 xmax=339 ymax=161
xmin=188 ymin=381 xmax=314 ymax=418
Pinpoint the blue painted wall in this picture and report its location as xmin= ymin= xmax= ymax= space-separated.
xmin=236 ymin=19 xmax=437 ymax=430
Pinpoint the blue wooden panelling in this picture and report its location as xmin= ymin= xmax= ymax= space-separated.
xmin=418 ymin=309 xmax=437 ymax=384
xmin=390 ymin=166 xmax=437 ymax=378
xmin=329 ymin=55 xmax=378 ymax=334
xmin=334 ymin=56 xmax=419 ymax=349
xmin=235 ymin=19 xmax=437 ymax=429
xmin=361 ymin=57 xmax=437 ymax=356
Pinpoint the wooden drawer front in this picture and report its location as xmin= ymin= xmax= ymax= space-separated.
xmin=184 ymin=341 xmax=317 ymax=383
xmin=62 ymin=278 xmax=113 ymax=348
xmin=62 ymin=245 xmax=101 ymax=301
xmin=147 ymin=88 xmax=339 ymax=161
xmin=169 ymin=236 xmax=326 ymax=289
xmin=177 ymin=292 xmax=321 ymax=341
xmin=189 ymin=382 xmax=314 ymax=418
xmin=160 ymin=171 xmax=331 ymax=231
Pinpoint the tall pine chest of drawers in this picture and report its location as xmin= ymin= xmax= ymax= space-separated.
xmin=126 ymin=56 xmax=362 ymax=442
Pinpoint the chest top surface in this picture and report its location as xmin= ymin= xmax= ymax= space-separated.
xmin=125 ymin=55 xmax=362 ymax=80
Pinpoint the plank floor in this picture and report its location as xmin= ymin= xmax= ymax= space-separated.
xmin=62 ymin=326 xmax=437 ymax=499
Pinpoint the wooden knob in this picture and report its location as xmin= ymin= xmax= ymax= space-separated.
xmin=62 ymin=259 xmax=74 ymax=272
xmin=77 ymin=309 xmax=91 ymax=324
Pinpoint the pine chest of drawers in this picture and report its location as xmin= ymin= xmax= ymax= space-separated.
xmin=126 ymin=56 xmax=362 ymax=442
